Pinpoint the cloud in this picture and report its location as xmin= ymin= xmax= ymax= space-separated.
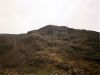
xmin=0 ymin=0 xmax=99 ymax=33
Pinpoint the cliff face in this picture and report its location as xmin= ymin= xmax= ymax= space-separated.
xmin=0 ymin=25 xmax=100 ymax=75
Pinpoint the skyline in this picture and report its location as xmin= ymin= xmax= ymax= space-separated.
xmin=0 ymin=0 xmax=99 ymax=34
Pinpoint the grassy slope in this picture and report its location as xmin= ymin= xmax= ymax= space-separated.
xmin=0 ymin=25 xmax=100 ymax=75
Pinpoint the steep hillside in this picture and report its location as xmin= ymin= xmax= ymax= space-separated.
xmin=0 ymin=25 xmax=100 ymax=75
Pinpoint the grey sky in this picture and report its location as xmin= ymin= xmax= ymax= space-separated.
xmin=0 ymin=0 xmax=99 ymax=34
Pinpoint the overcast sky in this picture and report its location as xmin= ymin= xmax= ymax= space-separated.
xmin=0 ymin=0 xmax=99 ymax=34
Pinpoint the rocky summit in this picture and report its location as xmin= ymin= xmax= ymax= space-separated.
xmin=0 ymin=25 xmax=100 ymax=75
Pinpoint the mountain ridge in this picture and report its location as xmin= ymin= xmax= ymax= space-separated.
xmin=27 ymin=25 xmax=99 ymax=34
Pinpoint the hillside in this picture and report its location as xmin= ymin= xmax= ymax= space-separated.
xmin=0 ymin=25 xmax=100 ymax=75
